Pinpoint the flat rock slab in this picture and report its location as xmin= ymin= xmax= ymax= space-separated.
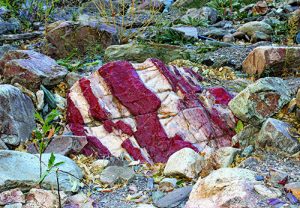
xmin=0 ymin=85 xmax=35 ymax=146
xmin=27 ymin=135 xmax=88 ymax=156
xmin=66 ymin=58 xmax=236 ymax=163
xmin=155 ymin=186 xmax=193 ymax=208
xmin=0 ymin=50 xmax=68 ymax=91
xmin=243 ymin=46 xmax=300 ymax=76
xmin=0 ymin=150 xmax=83 ymax=192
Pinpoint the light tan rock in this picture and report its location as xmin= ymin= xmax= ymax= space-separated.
xmin=186 ymin=168 xmax=261 ymax=208
xmin=242 ymin=46 xmax=300 ymax=76
xmin=164 ymin=148 xmax=204 ymax=179
xmin=24 ymin=189 xmax=66 ymax=208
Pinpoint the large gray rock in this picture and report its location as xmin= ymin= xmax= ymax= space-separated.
xmin=0 ymin=50 xmax=68 ymax=91
xmin=257 ymin=118 xmax=300 ymax=154
xmin=0 ymin=85 xmax=35 ymax=146
xmin=237 ymin=21 xmax=273 ymax=37
xmin=0 ymin=150 xmax=83 ymax=192
xmin=229 ymin=78 xmax=292 ymax=125
xmin=0 ymin=18 xmax=20 ymax=35
xmin=186 ymin=168 xmax=261 ymax=208
xmin=181 ymin=7 xmax=218 ymax=24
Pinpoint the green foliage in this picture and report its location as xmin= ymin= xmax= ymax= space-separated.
xmin=186 ymin=17 xmax=209 ymax=27
xmin=57 ymin=46 xmax=103 ymax=72
xmin=39 ymin=153 xmax=64 ymax=184
xmin=272 ymin=21 xmax=289 ymax=44
xmin=206 ymin=0 xmax=241 ymax=17
xmin=235 ymin=120 xmax=244 ymax=134
xmin=34 ymin=109 xmax=61 ymax=138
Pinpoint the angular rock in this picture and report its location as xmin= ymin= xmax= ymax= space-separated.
xmin=0 ymin=150 xmax=83 ymax=192
xmin=181 ymin=7 xmax=218 ymax=24
xmin=24 ymin=189 xmax=66 ymax=208
xmin=100 ymin=166 xmax=135 ymax=184
xmin=0 ymin=50 xmax=68 ymax=91
xmin=164 ymin=148 xmax=204 ymax=179
xmin=229 ymin=77 xmax=292 ymax=125
xmin=0 ymin=85 xmax=35 ymax=146
xmin=201 ymin=147 xmax=240 ymax=177
xmin=66 ymin=59 xmax=236 ymax=163
xmin=155 ymin=186 xmax=193 ymax=208
xmin=285 ymin=182 xmax=300 ymax=200
xmin=0 ymin=189 xmax=25 ymax=206
xmin=45 ymin=21 xmax=118 ymax=59
xmin=28 ymin=135 xmax=87 ymax=156
xmin=104 ymin=43 xmax=198 ymax=63
xmin=253 ymin=184 xmax=281 ymax=198
xmin=252 ymin=1 xmax=268 ymax=15
xmin=232 ymin=125 xmax=260 ymax=148
xmin=257 ymin=118 xmax=300 ymax=154
xmin=0 ymin=44 xmax=17 ymax=59
xmin=186 ymin=168 xmax=261 ymax=208
xmin=0 ymin=18 xmax=20 ymax=35
xmin=242 ymin=46 xmax=300 ymax=76
xmin=238 ymin=21 xmax=273 ymax=37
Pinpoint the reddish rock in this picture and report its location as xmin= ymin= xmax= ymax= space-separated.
xmin=252 ymin=1 xmax=268 ymax=15
xmin=0 ymin=189 xmax=25 ymax=206
xmin=63 ymin=193 xmax=94 ymax=208
xmin=24 ymin=189 xmax=66 ymax=208
xmin=137 ymin=0 xmax=164 ymax=11
xmin=0 ymin=50 xmax=68 ymax=91
xmin=27 ymin=135 xmax=88 ymax=156
xmin=45 ymin=21 xmax=118 ymax=59
xmin=243 ymin=46 xmax=300 ymax=77
xmin=66 ymin=59 xmax=236 ymax=163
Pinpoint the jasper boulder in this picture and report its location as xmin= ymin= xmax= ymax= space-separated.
xmin=229 ymin=77 xmax=292 ymax=125
xmin=66 ymin=59 xmax=236 ymax=163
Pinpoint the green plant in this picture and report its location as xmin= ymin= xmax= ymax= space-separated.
xmin=93 ymin=0 xmax=162 ymax=43
xmin=206 ymin=0 xmax=241 ymax=17
xmin=34 ymin=109 xmax=63 ymax=207
xmin=186 ymin=16 xmax=209 ymax=27
xmin=34 ymin=109 xmax=61 ymax=177
xmin=38 ymin=153 xmax=64 ymax=208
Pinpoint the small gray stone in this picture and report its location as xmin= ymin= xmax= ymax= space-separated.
xmin=155 ymin=186 xmax=193 ymax=208
xmin=100 ymin=166 xmax=135 ymax=184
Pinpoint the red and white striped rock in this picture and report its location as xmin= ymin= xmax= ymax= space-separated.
xmin=66 ymin=59 xmax=236 ymax=163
